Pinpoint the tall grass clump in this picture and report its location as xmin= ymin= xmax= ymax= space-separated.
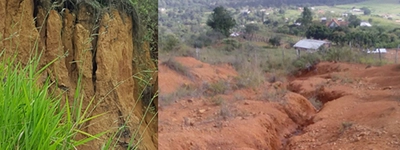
xmin=0 ymin=52 xmax=103 ymax=149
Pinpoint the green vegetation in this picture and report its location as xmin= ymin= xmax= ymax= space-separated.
xmin=0 ymin=53 xmax=104 ymax=149
xmin=159 ymin=84 xmax=201 ymax=106
xmin=207 ymin=6 xmax=236 ymax=37
xmin=208 ymin=80 xmax=230 ymax=96
xmin=162 ymin=58 xmax=194 ymax=80
xmin=128 ymin=0 xmax=158 ymax=60
xmin=301 ymin=7 xmax=313 ymax=27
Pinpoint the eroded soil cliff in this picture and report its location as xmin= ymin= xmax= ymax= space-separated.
xmin=0 ymin=0 xmax=157 ymax=149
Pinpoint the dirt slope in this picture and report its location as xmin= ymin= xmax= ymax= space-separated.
xmin=159 ymin=57 xmax=400 ymax=150
xmin=159 ymin=57 xmax=316 ymax=149
xmin=285 ymin=62 xmax=400 ymax=150
xmin=159 ymin=57 xmax=237 ymax=95
xmin=0 ymin=1 xmax=157 ymax=149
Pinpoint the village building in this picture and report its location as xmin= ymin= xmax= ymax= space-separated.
xmin=293 ymin=39 xmax=330 ymax=57
xmin=325 ymin=18 xmax=349 ymax=28
xmin=360 ymin=21 xmax=372 ymax=27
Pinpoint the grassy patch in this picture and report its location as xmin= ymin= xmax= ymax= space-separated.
xmin=162 ymin=58 xmax=194 ymax=79
xmin=0 ymin=54 xmax=103 ymax=149
xmin=267 ymin=70 xmax=288 ymax=83
xmin=159 ymin=83 xmax=201 ymax=106
xmin=207 ymin=80 xmax=231 ymax=96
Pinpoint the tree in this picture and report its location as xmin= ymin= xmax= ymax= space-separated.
xmin=368 ymin=18 xmax=373 ymax=23
xmin=348 ymin=15 xmax=361 ymax=28
xmin=269 ymin=36 xmax=281 ymax=47
xmin=278 ymin=8 xmax=285 ymax=14
xmin=273 ymin=21 xmax=279 ymax=27
xmin=361 ymin=7 xmax=371 ymax=15
xmin=207 ymin=6 xmax=236 ymax=37
xmin=301 ymin=7 xmax=313 ymax=27
xmin=162 ymin=34 xmax=180 ymax=51
xmin=245 ymin=23 xmax=260 ymax=34
xmin=305 ymin=23 xmax=330 ymax=40
xmin=245 ymin=24 xmax=260 ymax=39
xmin=329 ymin=31 xmax=347 ymax=46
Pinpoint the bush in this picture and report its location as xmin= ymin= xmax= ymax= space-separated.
xmin=322 ymin=48 xmax=355 ymax=62
xmin=292 ymin=52 xmax=321 ymax=70
xmin=223 ymin=38 xmax=241 ymax=52
xmin=161 ymin=34 xmax=180 ymax=51
xmin=208 ymin=80 xmax=230 ymax=95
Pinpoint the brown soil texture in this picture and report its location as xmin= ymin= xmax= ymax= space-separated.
xmin=0 ymin=1 xmax=157 ymax=149
xmin=159 ymin=57 xmax=400 ymax=150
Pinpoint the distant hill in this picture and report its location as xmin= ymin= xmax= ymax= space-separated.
xmin=159 ymin=0 xmax=369 ymax=8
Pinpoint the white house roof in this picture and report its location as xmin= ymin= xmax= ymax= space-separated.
xmin=360 ymin=22 xmax=372 ymax=27
xmin=293 ymin=39 xmax=329 ymax=50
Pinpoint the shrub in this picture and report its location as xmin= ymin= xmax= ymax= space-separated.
xmin=223 ymin=38 xmax=241 ymax=52
xmin=211 ymin=96 xmax=225 ymax=106
xmin=292 ymin=52 xmax=321 ymax=70
xmin=322 ymin=48 xmax=356 ymax=62
xmin=161 ymin=34 xmax=180 ymax=51
xmin=208 ymin=80 xmax=230 ymax=95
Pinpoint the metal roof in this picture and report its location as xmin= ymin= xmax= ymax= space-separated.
xmin=293 ymin=39 xmax=328 ymax=50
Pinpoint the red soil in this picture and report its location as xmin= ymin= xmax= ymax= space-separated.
xmin=159 ymin=57 xmax=400 ymax=150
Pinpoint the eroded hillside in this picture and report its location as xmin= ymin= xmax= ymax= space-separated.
xmin=159 ymin=56 xmax=400 ymax=150
xmin=0 ymin=0 xmax=157 ymax=149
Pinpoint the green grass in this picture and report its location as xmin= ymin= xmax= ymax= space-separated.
xmin=0 ymin=51 xmax=158 ymax=150
xmin=314 ymin=0 xmax=400 ymax=27
xmin=285 ymin=9 xmax=303 ymax=20
xmin=0 ymin=52 xmax=104 ymax=149
xmin=339 ymin=0 xmax=400 ymax=14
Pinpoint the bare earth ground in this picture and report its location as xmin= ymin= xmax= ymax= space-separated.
xmin=159 ymin=56 xmax=400 ymax=150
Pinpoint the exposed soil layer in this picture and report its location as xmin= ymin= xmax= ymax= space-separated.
xmin=0 ymin=1 xmax=157 ymax=149
xmin=159 ymin=57 xmax=400 ymax=150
